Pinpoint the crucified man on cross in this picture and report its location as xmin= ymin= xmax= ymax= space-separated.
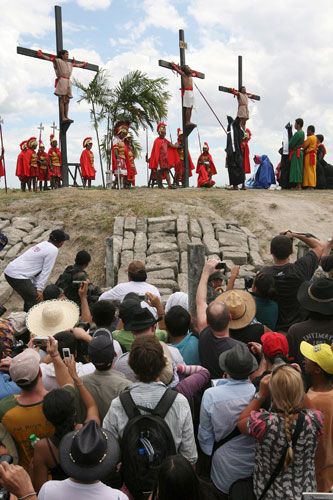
xmin=171 ymin=62 xmax=198 ymax=127
xmin=37 ymin=49 xmax=86 ymax=123
xmin=230 ymin=86 xmax=254 ymax=130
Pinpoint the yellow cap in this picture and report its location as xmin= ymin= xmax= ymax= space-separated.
xmin=300 ymin=341 xmax=333 ymax=374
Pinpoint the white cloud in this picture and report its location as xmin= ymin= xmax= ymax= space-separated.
xmin=76 ymin=0 xmax=111 ymax=11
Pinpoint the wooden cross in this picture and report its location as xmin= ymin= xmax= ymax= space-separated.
xmin=219 ymin=55 xmax=260 ymax=101
xmin=37 ymin=122 xmax=44 ymax=143
xmin=159 ymin=29 xmax=205 ymax=187
xmin=17 ymin=5 xmax=99 ymax=187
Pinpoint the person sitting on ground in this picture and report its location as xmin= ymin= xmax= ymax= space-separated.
xmin=99 ymin=261 xmax=161 ymax=316
xmin=56 ymin=250 xmax=101 ymax=307
xmin=198 ymin=343 xmax=258 ymax=498
xmin=113 ymin=292 xmax=168 ymax=352
xmin=103 ymin=335 xmax=197 ymax=465
xmin=260 ymin=230 xmax=326 ymax=331
xmin=216 ymin=288 xmax=269 ymax=344
xmin=301 ymin=341 xmax=333 ymax=492
xmin=287 ymin=277 xmax=333 ymax=384
xmin=238 ymin=365 xmax=323 ymax=500
xmin=76 ymin=329 xmax=132 ymax=423
xmin=196 ymin=259 xmax=242 ymax=379
xmin=32 ymin=355 xmax=100 ymax=493
xmin=165 ymin=306 xmax=200 ymax=365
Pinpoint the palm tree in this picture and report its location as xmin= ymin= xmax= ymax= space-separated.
xmin=73 ymin=69 xmax=111 ymax=187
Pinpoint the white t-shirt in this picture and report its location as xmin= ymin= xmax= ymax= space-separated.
xmin=5 ymin=240 xmax=58 ymax=290
xmin=38 ymin=478 xmax=128 ymax=500
xmin=99 ymin=281 xmax=161 ymax=318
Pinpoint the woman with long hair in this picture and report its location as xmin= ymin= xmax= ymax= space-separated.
xmin=238 ymin=365 xmax=323 ymax=499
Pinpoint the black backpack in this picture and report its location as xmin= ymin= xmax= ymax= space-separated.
xmin=119 ymin=389 xmax=177 ymax=500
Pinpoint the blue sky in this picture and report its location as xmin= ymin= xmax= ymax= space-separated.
xmin=1 ymin=0 xmax=333 ymax=188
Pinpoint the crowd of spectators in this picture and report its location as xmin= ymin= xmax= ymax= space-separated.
xmin=0 ymin=226 xmax=332 ymax=500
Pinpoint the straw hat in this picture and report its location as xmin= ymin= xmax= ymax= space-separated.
xmin=26 ymin=299 xmax=79 ymax=337
xmin=215 ymin=290 xmax=256 ymax=329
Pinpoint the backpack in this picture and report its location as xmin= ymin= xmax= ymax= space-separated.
xmin=119 ymin=388 xmax=177 ymax=500
xmin=0 ymin=233 xmax=8 ymax=252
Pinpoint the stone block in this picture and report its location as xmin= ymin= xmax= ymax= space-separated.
xmin=4 ymin=227 xmax=27 ymax=246
xmin=34 ymin=230 xmax=51 ymax=244
xmin=147 ymin=268 xmax=175 ymax=280
xmin=177 ymin=216 xmax=188 ymax=234
xmin=120 ymin=250 xmax=134 ymax=267
xmin=39 ymin=220 xmax=64 ymax=230
xmin=180 ymin=251 xmax=188 ymax=274
xmin=122 ymin=238 xmax=134 ymax=251
xmin=12 ymin=220 xmax=34 ymax=232
xmin=133 ymin=253 xmax=146 ymax=264
xmin=240 ymin=226 xmax=256 ymax=238
xmin=146 ymin=253 xmax=179 ymax=274
xmin=226 ymin=221 xmax=239 ymax=228
xmin=0 ymin=213 xmax=14 ymax=221
xmin=220 ymin=244 xmax=249 ymax=256
xmin=228 ymin=225 xmax=243 ymax=233
xmin=159 ymin=289 xmax=173 ymax=299
xmin=218 ymin=233 xmax=248 ymax=247
xmin=113 ymin=216 xmax=124 ymax=236
xmin=148 ymin=216 xmax=177 ymax=224
xmin=148 ymin=221 xmax=176 ymax=233
xmin=22 ymin=227 xmax=45 ymax=245
xmin=134 ymin=232 xmax=147 ymax=254
xmin=124 ymin=231 xmax=135 ymax=241
xmin=249 ymin=251 xmax=264 ymax=270
xmin=148 ymin=233 xmax=177 ymax=244
xmin=177 ymin=233 xmax=190 ymax=252
xmin=198 ymin=218 xmax=214 ymax=236
xmin=147 ymin=242 xmax=178 ymax=256
xmin=189 ymin=219 xmax=202 ymax=238
xmin=11 ymin=217 xmax=37 ymax=227
xmin=136 ymin=217 xmax=147 ymax=233
xmin=213 ymin=222 xmax=227 ymax=234
xmin=124 ymin=217 xmax=136 ymax=233
xmin=148 ymin=279 xmax=179 ymax=292
xmin=0 ymin=220 xmax=10 ymax=231
xmin=203 ymin=234 xmax=220 ymax=255
xmin=117 ymin=267 xmax=129 ymax=284
xmin=248 ymin=238 xmax=259 ymax=252
xmin=222 ymin=251 xmax=248 ymax=265
xmin=0 ymin=281 xmax=12 ymax=304
xmin=113 ymin=235 xmax=123 ymax=253
xmin=5 ymin=243 xmax=24 ymax=260
xmin=191 ymin=237 xmax=202 ymax=245
xmin=177 ymin=273 xmax=188 ymax=293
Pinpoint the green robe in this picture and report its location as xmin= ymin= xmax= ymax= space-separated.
xmin=289 ymin=130 xmax=305 ymax=183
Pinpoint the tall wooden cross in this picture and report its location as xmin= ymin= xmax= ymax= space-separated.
xmin=159 ymin=29 xmax=205 ymax=187
xmin=17 ymin=5 xmax=99 ymax=187
xmin=219 ymin=55 xmax=260 ymax=102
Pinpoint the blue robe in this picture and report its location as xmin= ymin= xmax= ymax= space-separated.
xmin=246 ymin=155 xmax=276 ymax=189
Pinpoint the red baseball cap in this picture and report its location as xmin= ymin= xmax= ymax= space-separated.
xmin=261 ymin=332 xmax=289 ymax=359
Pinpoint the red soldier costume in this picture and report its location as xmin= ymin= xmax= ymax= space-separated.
xmin=80 ymin=138 xmax=96 ymax=186
xmin=196 ymin=142 xmax=217 ymax=188
xmin=112 ymin=122 xmax=133 ymax=188
xmin=174 ymin=128 xmax=194 ymax=185
xmin=25 ymin=137 xmax=38 ymax=192
xmin=37 ymin=142 xmax=50 ymax=190
xmin=48 ymin=134 xmax=62 ymax=188
xmin=149 ymin=122 xmax=179 ymax=188
xmin=16 ymin=141 xmax=30 ymax=186
xmin=125 ymin=134 xmax=137 ymax=187
xmin=0 ymin=157 xmax=4 ymax=179
xmin=241 ymin=128 xmax=251 ymax=174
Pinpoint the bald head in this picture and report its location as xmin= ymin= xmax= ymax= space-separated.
xmin=206 ymin=301 xmax=230 ymax=332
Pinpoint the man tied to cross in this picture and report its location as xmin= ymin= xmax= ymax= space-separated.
xmin=171 ymin=63 xmax=198 ymax=127
xmin=37 ymin=49 xmax=87 ymax=124
xmin=230 ymin=86 xmax=254 ymax=130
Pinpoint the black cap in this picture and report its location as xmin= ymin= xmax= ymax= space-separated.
xmin=50 ymin=229 xmax=70 ymax=244
xmin=119 ymin=299 xmax=142 ymax=330
xmin=126 ymin=307 xmax=159 ymax=332
xmin=88 ymin=331 xmax=115 ymax=367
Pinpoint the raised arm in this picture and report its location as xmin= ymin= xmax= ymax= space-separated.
xmin=145 ymin=292 xmax=166 ymax=330
xmin=280 ymin=230 xmax=324 ymax=259
xmin=171 ymin=62 xmax=185 ymax=77
xmin=46 ymin=336 xmax=73 ymax=388
xmin=78 ymin=282 xmax=92 ymax=325
xmin=196 ymin=258 xmax=220 ymax=333
xmin=36 ymin=50 xmax=55 ymax=62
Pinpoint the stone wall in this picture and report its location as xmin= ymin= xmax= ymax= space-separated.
xmin=0 ymin=214 xmax=64 ymax=304
xmin=110 ymin=215 xmax=264 ymax=303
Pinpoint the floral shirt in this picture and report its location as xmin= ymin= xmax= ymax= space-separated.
xmin=248 ymin=409 xmax=323 ymax=500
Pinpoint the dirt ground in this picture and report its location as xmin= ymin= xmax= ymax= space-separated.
xmin=1 ymin=187 xmax=332 ymax=313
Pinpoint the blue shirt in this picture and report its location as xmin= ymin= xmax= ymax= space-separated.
xmin=172 ymin=333 xmax=200 ymax=365
xmin=0 ymin=371 xmax=20 ymax=400
xmin=198 ymin=378 xmax=256 ymax=494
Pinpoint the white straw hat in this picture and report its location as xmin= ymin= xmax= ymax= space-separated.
xmin=26 ymin=299 xmax=79 ymax=337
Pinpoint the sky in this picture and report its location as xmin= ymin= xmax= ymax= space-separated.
xmin=1 ymin=0 xmax=333 ymax=188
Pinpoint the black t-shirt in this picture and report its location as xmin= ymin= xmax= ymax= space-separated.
xmin=261 ymin=251 xmax=318 ymax=331
xmin=198 ymin=327 xmax=241 ymax=378
xmin=321 ymin=255 xmax=333 ymax=272
xmin=230 ymin=323 xmax=265 ymax=344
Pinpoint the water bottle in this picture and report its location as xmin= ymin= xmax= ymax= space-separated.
xmin=29 ymin=434 xmax=40 ymax=448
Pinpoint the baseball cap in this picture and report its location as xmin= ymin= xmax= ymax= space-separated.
xmin=88 ymin=332 xmax=115 ymax=367
xmin=119 ymin=299 xmax=142 ymax=330
xmin=9 ymin=348 xmax=40 ymax=386
xmin=300 ymin=341 xmax=333 ymax=374
xmin=49 ymin=229 xmax=70 ymax=244
xmin=261 ymin=332 xmax=289 ymax=359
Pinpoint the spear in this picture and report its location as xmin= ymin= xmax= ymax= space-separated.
xmin=146 ymin=128 xmax=149 ymax=186
xmin=197 ymin=126 xmax=202 ymax=154
xmin=0 ymin=117 xmax=7 ymax=193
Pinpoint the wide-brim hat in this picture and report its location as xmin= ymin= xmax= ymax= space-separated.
xmin=26 ymin=299 xmax=79 ymax=337
xmin=219 ymin=343 xmax=258 ymax=379
xmin=126 ymin=306 xmax=160 ymax=331
xmin=59 ymin=420 xmax=120 ymax=482
xmin=297 ymin=278 xmax=333 ymax=315
xmin=215 ymin=290 xmax=256 ymax=329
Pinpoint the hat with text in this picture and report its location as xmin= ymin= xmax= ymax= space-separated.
xmin=300 ymin=341 xmax=333 ymax=374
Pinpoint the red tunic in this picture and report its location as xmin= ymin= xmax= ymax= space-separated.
xmin=149 ymin=137 xmax=179 ymax=171
xmin=111 ymin=138 xmax=132 ymax=178
xmin=16 ymin=151 xmax=30 ymax=180
xmin=0 ymin=159 xmax=4 ymax=178
xmin=25 ymin=149 xmax=38 ymax=177
xmin=127 ymin=145 xmax=137 ymax=186
xmin=80 ymin=149 xmax=96 ymax=180
xmin=241 ymin=132 xmax=251 ymax=174
xmin=48 ymin=147 xmax=62 ymax=178
xmin=196 ymin=153 xmax=217 ymax=187
xmin=175 ymin=143 xmax=195 ymax=179
xmin=37 ymin=151 xmax=50 ymax=181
